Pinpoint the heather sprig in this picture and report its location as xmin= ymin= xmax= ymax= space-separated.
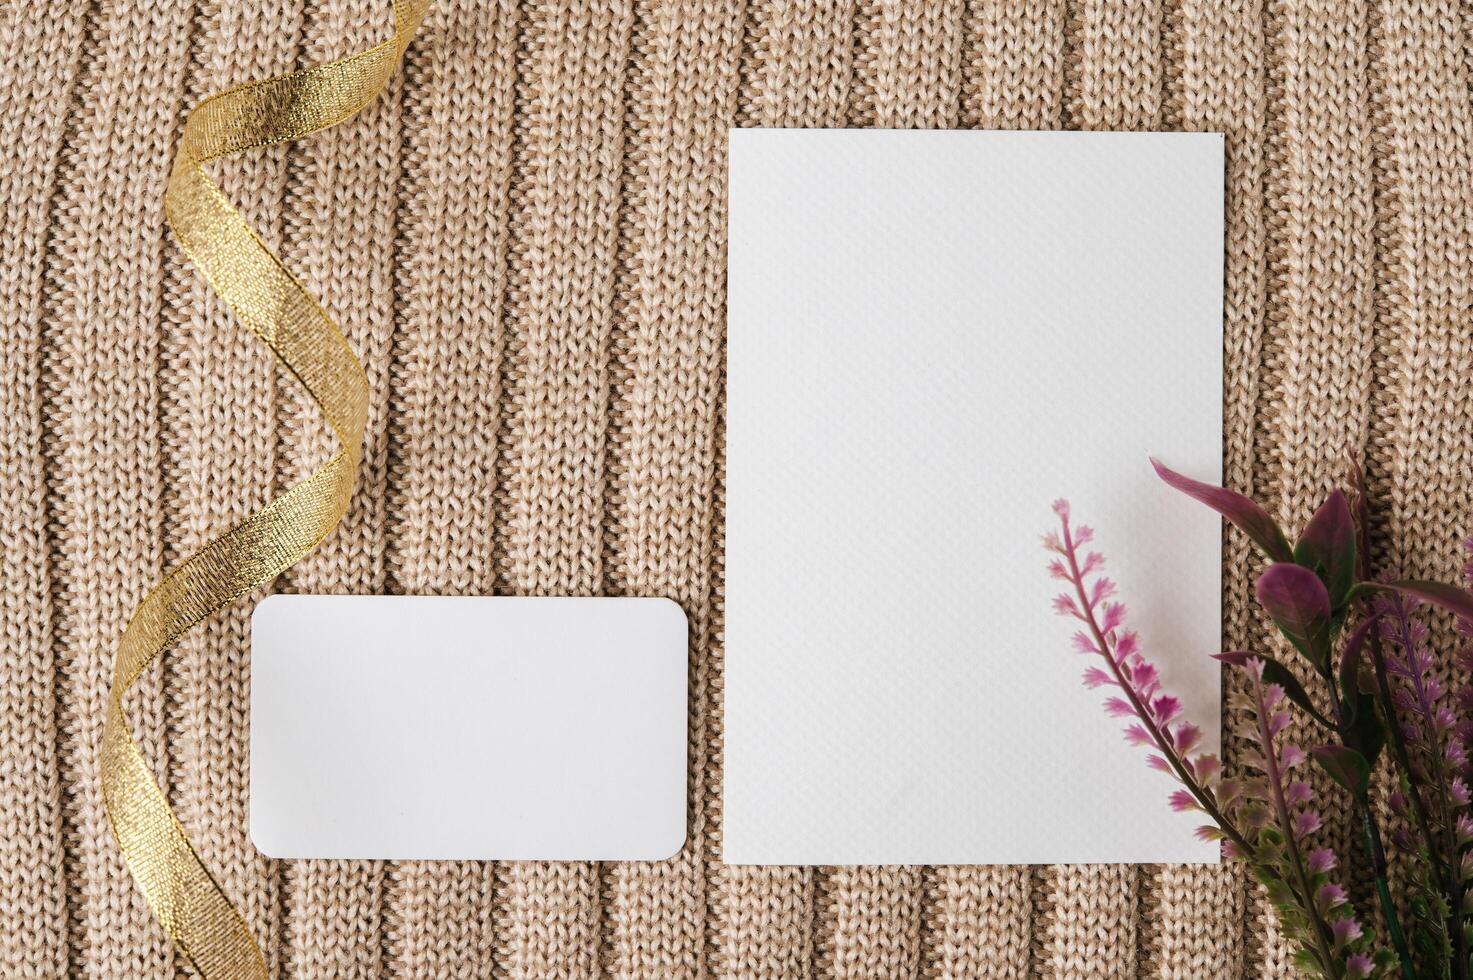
xmin=1233 ymin=656 xmax=1377 ymax=980
xmin=1045 ymin=500 xmax=1251 ymax=858
xmin=1371 ymin=557 xmax=1473 ymax=977
xmin=1046 ymin=499 xmax=1376 ymax=976
xmin=1154 ymin=457 xmax=1473 ymax=980
xmin=1375 ymin=589 xmax=1463 ymax=976
xmin=1377 ymin=588 xmax=1465 ymax=854
xmin=1045 ymin=459 xmax=1473 ymax=978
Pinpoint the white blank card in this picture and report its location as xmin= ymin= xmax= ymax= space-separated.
xmin=250 ymin=595 xmax=688 ymax=861
xmin=724 ymin=130 xmax=1224 ymax=865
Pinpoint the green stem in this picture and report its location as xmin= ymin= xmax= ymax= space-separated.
xmin=1361 ymin=802 xmax=1416 ymax=980
xmin=1321 ymin=646 xmax=1419 ymax=979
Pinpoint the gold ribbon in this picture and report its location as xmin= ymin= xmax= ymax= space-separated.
xmin=102 ymin=2 xmax=429 ymax=975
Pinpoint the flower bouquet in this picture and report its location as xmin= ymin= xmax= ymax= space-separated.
xmin=1047 ymin=457 xmax=1473 ymax=980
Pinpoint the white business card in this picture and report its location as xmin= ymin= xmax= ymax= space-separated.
xmin=724 ymin=129 xmax=1224 ymax=865
xmin=249 ymin=595 xmax=688 ymax=861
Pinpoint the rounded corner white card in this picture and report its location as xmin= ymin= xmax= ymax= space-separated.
xmin=249 ymin=595 xmax=688 ymax=862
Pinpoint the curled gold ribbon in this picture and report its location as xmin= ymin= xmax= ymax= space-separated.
xmin=102 ymin=2 xmax=429 ymax=975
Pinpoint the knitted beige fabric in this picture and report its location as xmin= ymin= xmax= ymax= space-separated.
xmin=3 ymin=0 xmax=1471 ymax=976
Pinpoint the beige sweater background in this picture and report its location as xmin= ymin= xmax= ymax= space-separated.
xmin=4 ymin=0 xmax=1472 ymax=976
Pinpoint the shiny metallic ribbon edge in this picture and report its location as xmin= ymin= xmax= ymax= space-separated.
xmin=102 ymin=2 xmax=429 ymax=975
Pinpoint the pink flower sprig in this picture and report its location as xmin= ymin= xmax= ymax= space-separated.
xmin=1375 ymin=543 xmax=1473 ymax=971
xmin=1378 ymin=589 xmax=1467 ymax=854
xmin=1044 ymin=500 xmax=1250 ymax=857
xmin=1046 ymin=500 xmax=1380 ymax=978
xmin=1237 ymin=659 xmax=1375 ymax=980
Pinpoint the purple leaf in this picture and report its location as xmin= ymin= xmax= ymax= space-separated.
xmin=1150 ymin=458 xmax=1294 ymax=562
xmin=1368 ymin=580 xmax=1473 ymax=626
xmin=1256 ymin=563 xmax=1333 ymax=662
xmin=1311 ymin=745 xmax=1370 ymax=797
xmin=1294 ymin=491 xmax=1356 ymax=606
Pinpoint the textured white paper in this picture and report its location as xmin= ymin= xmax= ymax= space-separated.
xmin=250 ymin=595 xmax=688 ymax=861
xmin=724 ymin=130 xmax=1224 ymax=865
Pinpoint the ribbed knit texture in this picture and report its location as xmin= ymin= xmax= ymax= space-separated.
xmin=4 ymin=0 xmax=1471 ymax=976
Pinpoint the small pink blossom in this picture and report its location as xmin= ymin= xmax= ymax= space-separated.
xmin=1171 ymin=723 xmax=1203 ymax=755
xmin=1292 ymin=809 xmax=1321 ymax=839
xmin=1330 ymin=915 xmax=1362 ymax=947
xmin=1315 ymin=882 xmax=1347 ymax=911
xmin=1306 ymin=847 xmax=1336 ymax=874
xmin=1283 ymin=780 xmax=1313 ymax=806
xmin=1150 ymin=695 xmax=1182 ymax=727
xmin=1052 ymin=593 xmax=1081 ymax=617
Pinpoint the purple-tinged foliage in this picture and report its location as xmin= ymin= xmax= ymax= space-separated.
xmin=1311 ymin=745 xmax=1371 ymax=797
xmin=1052 ymin=460 xmax=1473 ymax=978
xmin=1296 ymin=492 xmax=1358 ymax=606
xmin=1257 ymin=563 xmax=1335 ymax=663
xmin=1151 ymin=458 xmax=1294 ymax=562
xmin=1371 ymin=580 xmax=1473 ymax=627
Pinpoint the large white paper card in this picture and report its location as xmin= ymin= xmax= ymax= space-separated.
xmin=250 ymin=595 xmax=688 ymax=861
xmin=724 ymin=129 xmax=1224 ymax=865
